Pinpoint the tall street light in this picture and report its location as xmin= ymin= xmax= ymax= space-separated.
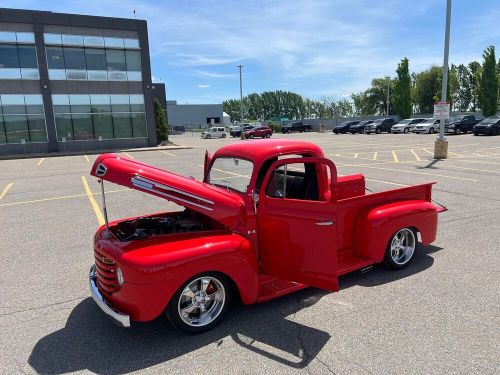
xmin=237 ymin=65 xmax=245 ymax=140
xmin=434 ymin=0 xmax=452 ymax=159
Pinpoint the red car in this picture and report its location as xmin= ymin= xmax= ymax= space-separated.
xmin=89 ymin=140 xmax=445 ymax=333
xmin=244 ymin=125 xmax=272 ymax=139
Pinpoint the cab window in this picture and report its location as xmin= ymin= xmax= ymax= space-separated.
xmin=265 ymin=162 xmax=319 ymax=201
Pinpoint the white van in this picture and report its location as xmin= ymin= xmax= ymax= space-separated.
xmin=201 ymin=127 xmax=227 ymax=139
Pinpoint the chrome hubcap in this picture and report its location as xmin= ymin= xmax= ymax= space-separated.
xmin=178 ymin=276 xmax=225 ymax=327
xmin=390 ymin=228 xmax=416 ymax=265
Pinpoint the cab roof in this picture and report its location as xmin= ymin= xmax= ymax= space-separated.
xmin=213 ymin=139 xmax=324 ymax=163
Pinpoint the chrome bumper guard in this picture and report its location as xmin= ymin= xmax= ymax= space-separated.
xmin=89 ymin=265 xmax=130 ymax=327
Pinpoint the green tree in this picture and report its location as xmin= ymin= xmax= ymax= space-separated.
xmin=393 ymin=57 xmax=412 ymax=118
xmin=454 ymin=64 xmax=472 ymax=112
xmin=478 ymin=46 xmax=498 ymax=117
xmin=468 ymin=61 xmax=481 ymax=112
xmin=154 ymin=99 xmax=168 ymax=143
xmin=222 ymin=99 xmax=243 ymax=122
xmin=413 ymin=66 xmax=442 ymax=114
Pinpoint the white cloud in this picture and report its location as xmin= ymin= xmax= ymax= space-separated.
xmin=198 ymin=84 xmax=210 ymax=88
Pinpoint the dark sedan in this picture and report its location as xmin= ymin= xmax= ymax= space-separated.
xmin=473 ymin=116 xmax=500 ymax=136
xmin=230 ymin=125 xmax=253 ymax=137
xmin=349 ymin=120 xmax=373 ymax=134
xmin=333 ymin=121 xmax=359 ymax=134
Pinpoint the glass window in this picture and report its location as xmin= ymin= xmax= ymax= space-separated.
xmin=48 ymin=69 xmax=67 ymax=80
xmin=69 ymin=94 xmax=90 ymax=113
xmin=124 ymin=38 xmax=140 ymax=49
xmin=0 ymin=69 xmax=22 ymax=79
xmin=106 ymin=49 xmax=126 ymax=71
xmin=20 ymin=68 xmax=39 ymax=80
xmin=206 ymin=157 xmax=253 ymax=193
xmin=1 ymin=95 xmax=25 ymax=114
xmin=63 ymin=47 xmax=86 ymax=70
xmin=131 ymin=112 xmax=147 ymax=137
xmin=85 ymin=48 xmax=106 ymax=70
xmin=90 ymin=94 xmax=111 ymax=112
xmin=55 ymin=113 xmax=73 ymax=141
xmin=18 ymin=46 xmax=38 ymax=68
xmin=0 ymin=31 xmax=16 ymax=43
xmin=125 ymin=50 xmax=141 ymax=71
xmin=112 ymin=113 xmax=133 ymax=138
xmin=24 ymin=95 xmax=44 ymax=114
xmin=52 ymin=94 xmax=70 ymax=105
xmin=66 ymin=70 xmax=87 ymax=80
xmin=104 ymin=37 xmax=124 ymax=48
xmin=111 ymin=94 xmax=130 ymax=112
xmin=93 ymin=113 xmax=114 ymax=139
xmin=107 ymin=71 xmax=127 ymax=81
xmin=46 ymin=47 xmax=65 ymax=69
xmin=129 ymin=94 xmax=145 ymax=112
xmin=16 ymin=32 xmax=35 ymax=44
xmin=27 ymin=114 xmax=47 ymax=142
xmin=72 ymin=113 xmax=94 ymax=140
xmin=0 ymin=116 xmax=6 ymax=144
xmin=87 ymin=70 xmax=107 ymax=80
xmin=126 ymin=71 xmax=142 ymax=81
xmin=62 ymin=34 xmax=84 ymax=46
xmin=4 ymin=114 xmax=29 ymax=143
xmin=83 ymin=35 xmax=104 ymax=47
xmin=44 ymin=33 xmax=62 ymax=44
xmin=0 ymin=44 xmax=20 ymax=68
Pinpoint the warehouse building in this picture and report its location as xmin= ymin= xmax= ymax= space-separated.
xmin=0 ymin=8 xmax=157 ymax=155
xmin=166 ymin=100 xmax=223 ymax=130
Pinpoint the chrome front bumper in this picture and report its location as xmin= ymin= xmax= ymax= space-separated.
xmin=89 ymin=265 xmax=130 ymax=327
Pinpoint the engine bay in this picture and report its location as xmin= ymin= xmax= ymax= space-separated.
xmin=113 ymin=211 xmax=214 ymax=241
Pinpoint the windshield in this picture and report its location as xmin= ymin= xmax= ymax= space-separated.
xmin=449 ymin=116 xmax=461 ymax=122
xmin=372 ymin=120 xmax=383 ymax=125
xmin=397 ymin=119 xmax=411 ymax=125
xmin=206 ymin=157 xmax=253 ymax=193
xmin=421 ymin=119 xmax=435 ymax=124
xmin=481 ymin=117 xmax=499 ymax=124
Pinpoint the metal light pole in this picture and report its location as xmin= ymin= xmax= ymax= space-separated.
xmin=434 ymin=0 xmax=451 ymax=159
xmin=237 ymin=65 xmax=245 ymax=140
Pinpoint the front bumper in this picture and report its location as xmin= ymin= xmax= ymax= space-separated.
xmin=89 ymin=265 xmax=131 ymax=327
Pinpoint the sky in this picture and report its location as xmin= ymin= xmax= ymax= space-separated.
xmin=2 ymin=0 xmax=499 ymax=104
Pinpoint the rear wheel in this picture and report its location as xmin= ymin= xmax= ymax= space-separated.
xmin=265 ymin=133 xmax=271 ymax=138
xmin=249 ymin=134 xmax=254 ymax=139
xmin=166 ymin=273 xmax=231 ymax=334
xmin=383 ymin=228 xmax=417 ymax=269
xmin=403 ymin=128 xmax=409 ymax=134
xmin=376 ymin=128 xmax=381 ymax=134
xmin=222 ymin=133 xmax=226 ymax=138
xmin=453 ymin=127 xmax=460 ymax=135
xmin=206 ymin=134 xmax=211 ymax=139
xmin=474 ymin=132 xmax=479 ymax=136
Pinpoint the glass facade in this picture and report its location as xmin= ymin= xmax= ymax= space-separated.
xmin=0 ymin=32 xmax=39 ymax=80
xmin=0 ymin=95 xmax=47 ymax=144
xmin=45 ymin=33 xmax=142 ymax=81
xmin=53 ymin=94 xmax=147 ymax=141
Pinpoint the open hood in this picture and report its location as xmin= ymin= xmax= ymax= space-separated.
xmin=90 ymin=153 xmax=245 ymax=228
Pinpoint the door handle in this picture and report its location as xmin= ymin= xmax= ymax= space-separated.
xmin=316 ymin=221 xmax=334 ymax=226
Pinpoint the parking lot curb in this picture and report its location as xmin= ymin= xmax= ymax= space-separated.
xmin=0 ymin=145 xmax=195 ymax=161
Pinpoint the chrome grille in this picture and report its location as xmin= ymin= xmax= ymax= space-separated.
xmin=94 ymin=248 xmax=118 ymax=296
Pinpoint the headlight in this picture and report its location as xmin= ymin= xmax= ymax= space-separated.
xmin=116 ymin=267 xmax=124 ymax=286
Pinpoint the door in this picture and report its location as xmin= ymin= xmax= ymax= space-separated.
xmin=257 ymin=157 xmax=339 ymax=291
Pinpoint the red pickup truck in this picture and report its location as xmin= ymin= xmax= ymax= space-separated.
xmin=89 ymin=140 xmax=444 ymax=333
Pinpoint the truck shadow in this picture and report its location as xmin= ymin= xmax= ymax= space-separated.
xmin=28 ymin=245 xmax=441 ymax=374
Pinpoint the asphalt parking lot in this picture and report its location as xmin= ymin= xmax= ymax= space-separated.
xmin=1 ymin=131 xmax=499 ymax=375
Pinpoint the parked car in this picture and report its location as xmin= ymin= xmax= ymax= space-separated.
xmin=414 ymin=119 xmax=440 ymax=134
xmin=473 ymin=116 xmax=500 ymax=136
xmin=282 ymin=121 xmax=312 ymax=133
xmin=244 ymin=125 xmax=273 ymax=139
xmin=391 ymin=118 xmax=426 ymax=133
xmin=89 ymin=140 xmax=444 ymax=332
xmin=349 ymin=120 xmax=373 ymax=134
xmin=201 ymin=127 xmax=226 ymax=139
xmin=364 ymin=118 xmax=396 ymax=134
xmin=445 ymin=115 xmax=480 ymax=134
xmin=333 ymin=121 xmax=360 ymax=134
xmin=230 ymin=125 xmax=253 ymax=137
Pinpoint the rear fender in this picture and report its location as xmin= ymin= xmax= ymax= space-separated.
xmin=354 ymin=200 xmax=438 ymax=262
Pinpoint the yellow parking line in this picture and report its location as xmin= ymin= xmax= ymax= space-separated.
xmin=350 ymin=164 xmax=478 ymax=182
xmin=160 ymin=150 xmax=176 ymax=157
xmin=372 ymin=152 xmax=378 ymax=161
xmin=81 ymin=176 xmax=105 ymax=226
xmin=410 ymin=149 xmax=421 ymax=162
xmin=447 ymin=151 xmax=462 ymax=158
xmin=36 ymin=158 xmax=45 ymax=166
xmin=391 ymin=151 xmax=399 ymax=163
xmin=84 ymin=155 xmax=90 ymax=163
xmin=122 ymin=152 xmax=135 ymax=159
xmin=0 ymin=188 xmax=129 ymax=208
xmin=0 ymin=183 xmax=14 ymax=201
xmin=422 ymin=148 xmax=434 ymax=155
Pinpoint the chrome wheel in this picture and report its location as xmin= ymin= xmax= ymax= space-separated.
xmin=178 ymin=276 xmax=226 ymax=327
xmin=389 ymin=228 xmax=416 ymax=266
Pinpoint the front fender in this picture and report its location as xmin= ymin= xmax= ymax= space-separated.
xmin=108 ymin=232 xmax=259 ymax=321
xmin=354 ymin=200 xmax=437 ymax=262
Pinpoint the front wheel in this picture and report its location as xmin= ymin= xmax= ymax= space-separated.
xmin=404 ymin=128 xmax=409 ymax=134
xmin=428 ymin=127 xmax=434 ymax=134
xmin=265 ymin=133 xmax=271 ymax=138
xmin=376 ymin=128 xmax=381 ymax=134
xmin=166 ymin=273 xmax=231 ymax=334
xmin=453 ymin=127 xmax=460 ymax=135
xmin=206 ymin=134 xmax=211 ymax=139
xmin=222 ymin=133 xmax=226 ymax=138
xmin=249 ymin=134 xmax=254 ymax=139
xmin=383 ymin=228 xmax=417 ymax=270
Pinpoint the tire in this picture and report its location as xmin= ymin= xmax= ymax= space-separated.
xmin=166 ymin=273 xmax=232 ymax=334
xmin=453 ymin=127 xmax=460 ymax=135
xmin=265 ymin=133 xmax=271 ymax=138
xmin=383 ymin=228 xmax=417 ymax=270
xmin=206 ymin=134 xmax=211 ymax=139
xmin=222 ymin=133 xmax=226 ymax=138
xmin=249 ymin=134 xmax=254 ymax=139
xmin=428 ymin=127 xmax=434 ymax=134
xmin=474 ymin=132 xmax=479 ymax=136
xmin=376 ymin=127 xmax=381 ymax=134
xmin=403 ymin=128 xmax=409 ymax=134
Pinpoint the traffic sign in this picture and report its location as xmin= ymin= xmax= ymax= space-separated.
xmin=434 ymin=102 xmax=450 ymax=120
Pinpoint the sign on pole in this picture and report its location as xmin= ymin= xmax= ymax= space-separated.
xmin=433 ymin=101 xmax=450 ymax=120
